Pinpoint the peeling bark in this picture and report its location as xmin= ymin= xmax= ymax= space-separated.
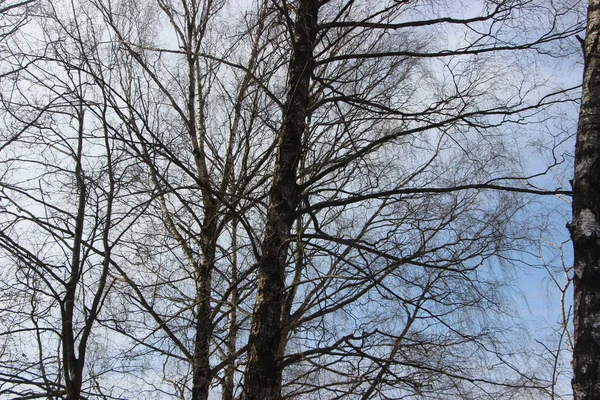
xmin=572 ymin=2 xmax=600 ymax=399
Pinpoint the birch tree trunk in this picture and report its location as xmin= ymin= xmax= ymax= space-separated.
xmin=572 ymin=2 xmax=600 ymax=399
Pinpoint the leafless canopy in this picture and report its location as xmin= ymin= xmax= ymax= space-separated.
xmin=0 ymin=0 xmax=582 ymax=399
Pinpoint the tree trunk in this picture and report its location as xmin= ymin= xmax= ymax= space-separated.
xmin=222 ymin=221 xmax=239 ymax=400
xmin=241 ymin=1 xmax=319 ymax=399
xmin=192 ymin=222 xmax=215 ymax=400
xmin=63 ymin=107 xmax=87 ymax=400
xmin=571 ymin=2 xmax=600 ymax=399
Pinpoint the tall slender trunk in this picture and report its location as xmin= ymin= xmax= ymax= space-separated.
xmin=189 ymin=73 xmax=217 ymax=400
xmin=571 ymin=2 xmax=600 ymax=399
xmin=63 ymin=107 xmax=86 ymax=400
xmin=222 ymin=221 xmax=239 ymax=400
xmin=241 ymin=1 xmax=319 ymax=399
xmin=184 ymin=1 xmax=217 ymax=394
xmin=192 ymin=214 xmax=216 ymax=400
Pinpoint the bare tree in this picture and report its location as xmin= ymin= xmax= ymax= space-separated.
xmin=0 ymin=1 xmax=132 ymax=397
xmin=0 ymin=0 xmax=584 ymax=399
